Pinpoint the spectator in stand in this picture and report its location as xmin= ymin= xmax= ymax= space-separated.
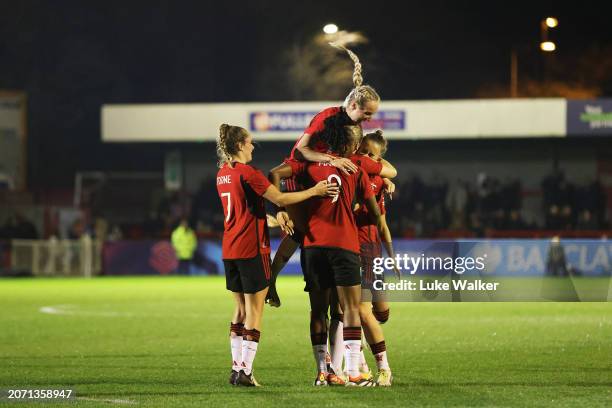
xmin=597 ymin=183 xmax=607 ymax=227
xmin=546 ymin=205 xmax=562 ymax=230
xmin=556 ymin=178 xmax=574 ymax=213
xmin=2 ymin=215 xmax=15 ymax=239
xmin=468 ymin=211 xmax=484 ymax=238
xmin=576 ymin=209 xmax=598 ymax=230
xmin=108 ymin=225 xmax=123 ymax=241
xmin=559 ymin=205 xmax=574 ymax=230
xmin=428 ymin=174 xmax=448 ymax=230
xmin=506 ymin=210 xmax=529 ymax=230
xmin=590 ymin=178 xmax=607 ymax=228
xmin=446 ymin=179 xmax=468 ymax=230
xmin=1 ymin=213 xmax=37 ymax=239
xmin=171 ymin=218 xmax=198 ymax=275
xmin=574 ymin=180 xmax=594 ymax=215
xmin=541 ymin=169 xmax=564 ymax=209
xmin=68 ymin=219 xmax=85 ymax=239
xmin=501 ymin=179 xmax=522 ymax=212
xmin=14 ymin=213 xmax=38 ymax=239
xmin=491 ymin=209 xmax=506 ymax=230
xmin=93 ymin=217 xmax=109 ymax=241
xmin=0 ymin=165 xmax=14 ymax=190
xmin=476 ymin=172 xmax=497 ymax=228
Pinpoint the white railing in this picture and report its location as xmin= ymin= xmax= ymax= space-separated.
xmin=10 ymin=236 xmax=103 ymax=277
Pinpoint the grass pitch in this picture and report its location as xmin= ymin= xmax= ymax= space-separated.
xmin=0 ymin=276 xmax=610 ymax=407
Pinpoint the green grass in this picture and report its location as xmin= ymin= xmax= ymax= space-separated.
xmin=0 ymin=276 xmax=610 ymax=407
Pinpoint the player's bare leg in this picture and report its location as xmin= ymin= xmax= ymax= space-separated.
xmin=309 ymin=289 xmax=331 ymax=385
xmin=328 ymin=291 xmax=344 ymax=372
xmin=229 ymin=292 xmax=246 ymax=385
xmin=266 ymin=237 xmax=299 ymax=307
xmin=371 ymin=299 xmax=390 ymax=324
xmin=360 ymin=302 xmax=384 ymax=344
xmin=237 ymin=287 xmax=268 ymax=386
xmin=360 ymin=301 xmax=392 ymax=386
xmin=267 ymin=202 xmax=306 ymax=307
xmin=327 ymin=292 xmax=346 ymax=385
xmin=336 ymin=284 xmax=375 ymax=386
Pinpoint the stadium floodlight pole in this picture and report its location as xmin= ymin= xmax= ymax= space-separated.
xmin=510 ymin=49 xmax=518 ymax=98
xmin=510 ymin=17 xmax=558 ymax=97
xmin=540 ymin=17 xmax=558 ymax=52
xmin=539 ymin=17 xmax=558 ymax=85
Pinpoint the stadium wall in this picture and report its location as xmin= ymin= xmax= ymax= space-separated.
xmin=101 ymin=98 xmax=573 ymax=142
xmin=101 ymin=98 xmax=612 ymax=141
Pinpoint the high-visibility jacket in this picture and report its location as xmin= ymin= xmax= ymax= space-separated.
xmin=171 ymin=225 xmax=197 ymax=260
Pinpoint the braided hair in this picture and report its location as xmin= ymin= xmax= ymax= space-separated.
xmin=216 ymin=124 xmax=249 ymax=167
xmin=329 ymin=43 xmax=380 ymax=109
xmin=320 ymin=113 xmax=363 ymax=157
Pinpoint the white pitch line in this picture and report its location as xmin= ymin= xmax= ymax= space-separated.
xmin=39 ymin=304 xmax=136 ymax=317
xmin=39 ymin=304 xmax=201 ymax=318
xmin=77 ymin=396 xmax=138 ymax=405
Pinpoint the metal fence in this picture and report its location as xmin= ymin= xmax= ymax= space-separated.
xmin=10 ymin=236 xmax=102 ymax=277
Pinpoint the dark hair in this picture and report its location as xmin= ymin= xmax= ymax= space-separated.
xmin=216 ymin=124 xmax=249 ymax=167
xmin=320 ymin=113 xmax=363 ymax=157
xmin=363 ymin=129 xmax=388 ymax=156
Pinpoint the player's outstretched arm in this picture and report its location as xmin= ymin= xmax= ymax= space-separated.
xmin=365 ymin=196 xmax=400 ymax=278
xmin=269 ymin=163 xmax=293 ymax=190
xmin=382 ymin=178 xmax=396 ymax=199
xmin=364 ymin=195 xmax=382 ymax=230
xmin=263 ymin=182 xmax=338 ymax=208
xmin=296 ymin=133 xmax=357 ymax=174
xmin=379 ymin=214 xmax=401 ymax=278
xmin=268 ymin=163 xmax=295 ymax=235
xmin=380 ymin=159 xmax=397 ymax=179
xmin=295 ymin=133 xmax=336 ymax=163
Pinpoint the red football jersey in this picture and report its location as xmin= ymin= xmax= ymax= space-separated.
xmin=356 ymin=174 xmax=386 ymax=244
xmin=291 ymin=160 xmax=373 ymax=253
xmin=350 ymin=154 xmax=383 ymax=177
xmin=216 ymin=162 xmax=272 ymax=259
xmin=287 ymin=107 xmax=341 ymax=161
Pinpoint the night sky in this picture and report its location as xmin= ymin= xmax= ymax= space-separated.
xmin=1 ymin=0 xmax=611 ymax=188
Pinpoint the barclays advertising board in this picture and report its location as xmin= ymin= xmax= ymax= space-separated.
xmin=456 ymin=240 xmax=612 ymax=277
xmin=101 ymin=239 xmax=612 ymax=278
xmin=272 ymin=239 xmax=612 ymax=277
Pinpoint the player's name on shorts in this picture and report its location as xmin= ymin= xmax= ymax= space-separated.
xmin=373 ymin=279 xmax=500 ymax=291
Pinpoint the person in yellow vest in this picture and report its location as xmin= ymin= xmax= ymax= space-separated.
xmin=171 ymin=218 xmax=198 ymax=275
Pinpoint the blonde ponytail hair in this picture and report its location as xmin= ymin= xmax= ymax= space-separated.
xmin=330 ymin=42 xmax=380 ymax=109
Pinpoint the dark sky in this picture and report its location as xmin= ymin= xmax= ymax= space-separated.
xmin=1 ymin=0 xmax=611 ymax=188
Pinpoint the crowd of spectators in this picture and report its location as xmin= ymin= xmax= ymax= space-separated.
xmin=0 ymin=170 xmax=609 ymax=241
xmin=541 ymin=170 xmax=606 ymax=231
xmin=388 ymin=173 xmax=528 ymax=236
xmin=0 ymin=213 xmax=38 ymax=240
xmin=387 ymin=170 xmax=608 ymax=237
